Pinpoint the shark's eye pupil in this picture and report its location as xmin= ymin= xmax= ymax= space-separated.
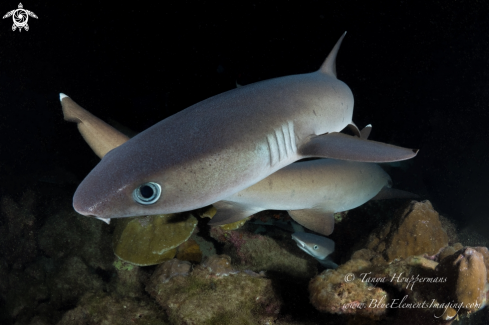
xmin=313 ymin=245 xmax=318 ymax=250
xmin=140 ymin=185 xmax=154 ymax=198
xmin=133 ymin=182 xmax=161 ymax=205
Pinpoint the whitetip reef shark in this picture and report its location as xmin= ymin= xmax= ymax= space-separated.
xmin=292 ymin=232 xmax=338 ymax=269
xmin=207 ymin=124 xmax=419 ymax=235
xmin=61 ymin=32 xmax=418 ymax=221
xmin=61 ymin=101 xmax=416 ymax=235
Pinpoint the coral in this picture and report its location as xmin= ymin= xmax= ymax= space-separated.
xmin=176 ymin=239 xmax=202 ymax=263
xmin=146 ymin=255 xmax=281 ymax=325
xmin=309 ymin=259 xmax=387 ymax=318
xmin=219 ymin=217 xmax=250 ymax=231
xmin=112 ymin=213 xmax=197 ymax=266
xmin=366 ymin=200 xmax=449 ymax=263
xmin=210 ymin=226 xmax=317 ymax=278
xmin=56 ymin=291 xmax=168 ymax=325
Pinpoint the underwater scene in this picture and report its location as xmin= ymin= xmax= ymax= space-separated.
xmin=1 ymin=1 xmax=489 ymax=324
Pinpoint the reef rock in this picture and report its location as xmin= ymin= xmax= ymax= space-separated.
xmin=176 ymin=239 xmax=202 ymax=263
xmin=308 ymin=259 xmax=388 ymax=318
xmin=437 ymin=247 xmax=489 ymax=313
xmin=310 ymin=243 xmax=489 ymax=323
xmin=149 ymin=258 xmax=192 ymax=284
xmin=0 ymin=191 xmax=39 ymax=267
xmin=56 ymin=291 xmax=167 ymax=325
xmin=366 ymin=200 xmax=449 ymax=263
xmin=146 ymin=255 xmax=281 ymax=324
xmin=210 ymin=226 xmax=317 ymax=278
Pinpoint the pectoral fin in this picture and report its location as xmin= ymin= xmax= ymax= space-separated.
xmin=60 ymin=93 xmax=130 ymax=158
xmin=207 ymin=201 xmax=261 ymax=226
xmin=300 ymin=132 xmax=418 ymax=162
xmin=287 ymin=209 xmax=335 ymax=236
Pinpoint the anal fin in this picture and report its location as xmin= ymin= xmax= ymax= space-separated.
xmin=300 ymin=132 xmax=418 ymax=162
xmin=287 ymin=209 xmax=335 ymax=236
xmin=207 ymin=201 xmax=261 ymax=226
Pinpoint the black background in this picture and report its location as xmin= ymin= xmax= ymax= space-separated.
xmin=1 ymin=0 xmax=489 ymax=236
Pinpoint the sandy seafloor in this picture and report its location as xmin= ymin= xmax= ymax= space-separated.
xmin=1 ymin=0 xmax=489 ymax=324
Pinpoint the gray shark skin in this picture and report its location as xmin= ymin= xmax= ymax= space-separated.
xmin=209 ymin=158 xmax=392 ymax=235
xmin=64 ymin=32 xmax=418 ymax=220
xmin=292 ymin=232 xmax=338 ymax=269
xmin=61 ymin=98 xmax=416 ymax=232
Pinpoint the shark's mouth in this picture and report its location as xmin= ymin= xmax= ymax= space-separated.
xmin=292 ymin=237 xmax=309 ymax=254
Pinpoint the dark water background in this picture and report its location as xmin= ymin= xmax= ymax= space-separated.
xmin=1 ymin=0 xmax=489 ymax=323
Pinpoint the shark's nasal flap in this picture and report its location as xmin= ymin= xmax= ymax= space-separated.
xmin=300 ymin=132 xmax=418 ymax=163
xmin=288 ymin=209 xmax=335 ymax=236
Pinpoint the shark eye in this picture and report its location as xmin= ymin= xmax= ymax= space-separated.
xmin=313 ymin=245 xmax=318 ymax=250
xmin=133 ymin=182 xmax=161 ymax=205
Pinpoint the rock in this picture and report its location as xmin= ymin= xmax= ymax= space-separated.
xmin=146 ymin=255 xmax=281 ymax=324
xmin=366 ymin=200 xmax=449 ymax=263
xmin=210 ymin=227 xmax=317 ymax=278
xmin=56 ymin=291 xmax=167 ymax=325
xmin=437 ymin=247 xmax=488 ymax=312
xmin=0 ymin=191 xmax=39 ymax=267
xmin=112 ymin=258 xmax=145 ymax=298
xmin=308 ymin=259 xmax=388 ymax=318
xmin=176 ymin=239 xmax=202 ymax=263
xmin=149 ymin=259 xmax=192 ymax=284
xmin=201 ymin=254 xmax=238 ymax=276
xmin=38 ymin=207 xmax=114 ymax=271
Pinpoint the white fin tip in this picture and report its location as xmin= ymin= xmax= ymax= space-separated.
xmin=59 ymin=93 xmax=69 ymax=101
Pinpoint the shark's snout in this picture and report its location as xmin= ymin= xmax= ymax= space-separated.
xmin=73 ymin=192 xmax=112 ymax=224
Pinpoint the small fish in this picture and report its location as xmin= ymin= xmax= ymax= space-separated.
xmin=292 ymin=232 xmax=338 ymax=269
xmin=61 ymin=32 xmax=418 ymax=221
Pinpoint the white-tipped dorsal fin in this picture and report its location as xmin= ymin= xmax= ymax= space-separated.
xmin=319 ymin=31 xmax=347 ymax=78
xmin=59 ymin=93 xmax=69 ymax=101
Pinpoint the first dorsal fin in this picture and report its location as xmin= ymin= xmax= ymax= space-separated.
xmin=319 ymin=31 xmax=347 ymax=78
